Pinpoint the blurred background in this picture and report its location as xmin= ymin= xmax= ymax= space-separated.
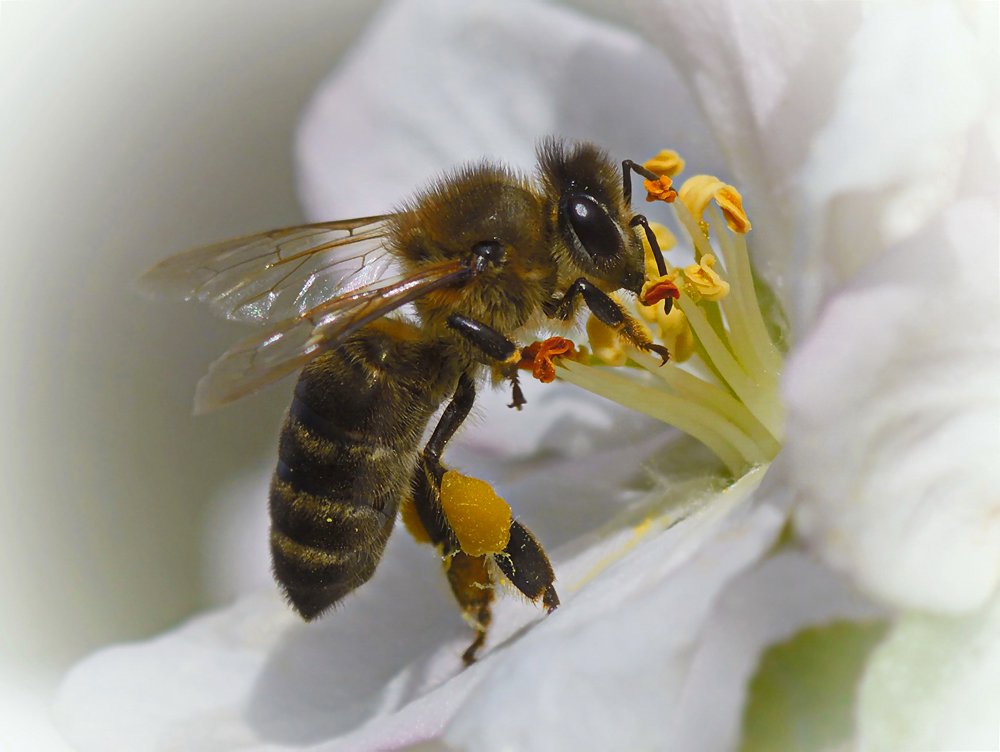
xmin=0 ymin=1 xmax=639 ymax=746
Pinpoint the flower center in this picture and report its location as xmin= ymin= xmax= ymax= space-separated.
xmin=554 ymin=151 xmax=786 ymax=476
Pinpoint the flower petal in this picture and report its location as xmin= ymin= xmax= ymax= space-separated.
xmin=55 ymin=535 xmax=488 ymax=752
xmin=296 ymin=0 xmax=726 ymax=220
xmin=787 ymin=198 xmax=1000 ymax=613
xmin=795 ymin=0 xmax=994 ymax=325
xmin=856 ymin=589 xmax=1000 ymax=751
xmin=672 ymin=551 xmax=884 ymax=752
xmin=445 ymin=470 xmax=783 ymax=751
xmin=630 ymin=0 xmax=865 ymax=306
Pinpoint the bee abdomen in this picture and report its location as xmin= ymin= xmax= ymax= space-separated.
xmin=268 ymin=329 xmax=452 ymax=621
xmin=269 ymin=475 xmax=393 ymax=620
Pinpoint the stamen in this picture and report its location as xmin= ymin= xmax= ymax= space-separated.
xmin=678 ymin=175 xmax=751 ymax=234
xmin=543 ymin=149 xmax=785 ymax=476
xmin=682 ymin=254 xmax=730 ymax=302
xmin=586 ymin=316 xmax=628 ymax=367
xmin=643 ymin=149 xmax=685 ymax=178
xmin=644 ymin=176 xmax=677 ymax=203
xmin=519 ymin=337 xmax=577 ymax=383
xmin=640 ymin=274 xmax=680 ymax=308
xmin=651 ymin=305 xmax=695 ymax=363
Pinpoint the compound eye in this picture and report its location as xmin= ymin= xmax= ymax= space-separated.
xmin=564 ymin=194 xmax=621 ymax=260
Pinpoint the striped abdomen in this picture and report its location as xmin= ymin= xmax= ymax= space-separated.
xmin=269 ymin=321 xmax=459 ymax=620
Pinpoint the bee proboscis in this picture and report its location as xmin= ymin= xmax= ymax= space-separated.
xmin=138 ymin=139 xmax=669 ymax=664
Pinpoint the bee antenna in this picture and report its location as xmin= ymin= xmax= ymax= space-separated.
xmin=630 ymin=215 xmax=667 ymax=277
xmin=621 ymin=159 xmax=660 ymax=205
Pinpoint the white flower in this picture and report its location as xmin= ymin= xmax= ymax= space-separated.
xmin=55 ymin=1 xmax=1000 ymax=750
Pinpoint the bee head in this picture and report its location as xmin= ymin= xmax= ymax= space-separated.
xmin=538 ymin=139 xmax=645 ymax=295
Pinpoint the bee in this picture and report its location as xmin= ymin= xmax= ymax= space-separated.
xmin=138 ymin=138 xmax=669 ymax=664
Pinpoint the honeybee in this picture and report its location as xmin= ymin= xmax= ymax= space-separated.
xmin=138 ymin=139 xmax=669 ymax=664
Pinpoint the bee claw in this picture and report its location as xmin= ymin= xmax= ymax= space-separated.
xmin=508 ymin=374 xmax=527 ymax=410
xmin=647 ymin=343 xmax=671 ymax=365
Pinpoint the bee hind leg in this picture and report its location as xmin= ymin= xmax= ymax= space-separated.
xmin=408 ymin=372 xmax=497 ymax=662
xmin=495 ymin=519 xmax=559 ymax=612
xmin=446 ymin=551 xmax=495 ymax=665
xmin=409 ymin=372 xmax=476 ymax=554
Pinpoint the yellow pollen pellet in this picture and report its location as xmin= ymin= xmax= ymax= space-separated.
xmin=677 ymin=175 xmax=752 ymax=234
xmin=586 ymin=315 xmax=628 ymax=367
xmin=643 ymin=149 xmax=686 ymax=178
xmin=440 ymin=471 xmax=512 ymax=557
xmin=399 ymin=495 xmax=432 ymax=545
xmin=683 ymin=254 xmax=731 ymax=301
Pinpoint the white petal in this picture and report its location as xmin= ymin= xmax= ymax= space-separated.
xmin=795 ymin=0 xmax=993 ymax=326
xmin=856 ymin=590 xmax=1000 ymax=752
xmin=673 ymin=550 xmax=884 ymax=752
xmin=296 ymin=0 xmax=724 ymax=220
xmin=56 ymin=450 xmax=755 ymax=751
xmin=630 ymin=0 xmax=865 ymax=302
xmin=787 ymin=198 xmax=1000 ymax=613
xmin=446 ymin=469 xmax=782 ymax=751
xmin=55 ymin=534 xmax=490 ymax=752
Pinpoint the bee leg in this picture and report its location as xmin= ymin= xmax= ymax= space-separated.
xmin=495 ymin=519 xmax=559 ymax=612
xmin=409 ymin=372 xmax=477 ymax=555
xmin=546 ymin=278 xmax=670 ymax=364
xmin=445 ymin=551 xmax=495 ymax=665
xmin=409 ymin=373 xmax=500 ymax=663
xmin=446 ymin=314 xmax=526 ymax=408
xmin=620 ymin=158 xmax=660 ymax=206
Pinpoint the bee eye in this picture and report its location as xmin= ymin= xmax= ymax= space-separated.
xmin=564 ymin=194 xmax=621 ymax=260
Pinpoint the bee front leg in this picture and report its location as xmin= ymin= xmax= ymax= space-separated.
xmin=446 ymin=314 xmax=526 ymax=409
xmin=546 ymin=278 xmax=670 ymax=364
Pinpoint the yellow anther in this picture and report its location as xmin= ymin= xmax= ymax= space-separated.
xmin=641 ymin=221 xmax=677 ymax=279
xmin=654 ymin=305 xmax=696 ymax=363
xmin=683 ymin=254 xmax=730 ymax=301
xmin=440 ymin=471 xmax=512 ymax=556
xmin=677 ymin=175 xmax=752 ymax=234
xmin=643 ymin=149 xmax=685 ymax=178
xmin=586 ymin=315 xmax=628 ymax=367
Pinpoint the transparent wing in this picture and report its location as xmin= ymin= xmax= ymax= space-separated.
xmin=135 ymin=216 xmax=400 ymax=323
xmin=193 ymin=258 xmax=470 ymax=413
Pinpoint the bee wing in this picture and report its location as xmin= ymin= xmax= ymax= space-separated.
xmin=135 ymin=216 xmax=401 ymax=324
xmin=193 ymin=258 xmax=469 ymax=413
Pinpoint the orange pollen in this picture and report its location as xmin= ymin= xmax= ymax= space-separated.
xmin=519 ymin=337 xmax=577 ymax=383
xmin=641 ymin=278 xmax=680 ymax=307
xmin=644 ymin=176 xmax=677 ymax=203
